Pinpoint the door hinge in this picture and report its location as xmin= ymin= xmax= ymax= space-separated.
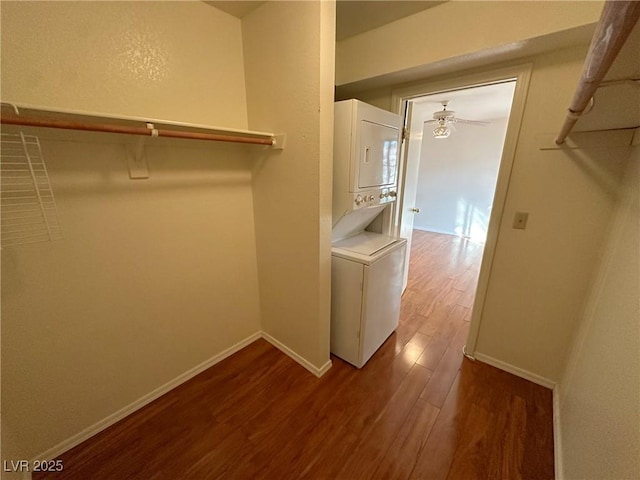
xmin=402 ymin=127 xmax=409 ymax=142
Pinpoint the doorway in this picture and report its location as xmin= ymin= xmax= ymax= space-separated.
xmin=391 ymin=64 xmax=532 ymax=357
xmin=408 ymin=81 xmax=515 ymax=243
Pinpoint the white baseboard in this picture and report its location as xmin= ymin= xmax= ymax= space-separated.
xmin=27 ymin=330 xmax=332 ymax=466
xmin=553 ymin=385 xmax=563 ymax=480
xmin=473 ymin=352 xmax=556 ymax=389
xmin=412 ymin=226 xmax=486 ymax=244
xmin=412 ymin=225 xmax=457 ymax=236
xmin=31 ymin=331 xmax=262 ymax=464
xmin=261 ymin=331 xmax=332 ymax=378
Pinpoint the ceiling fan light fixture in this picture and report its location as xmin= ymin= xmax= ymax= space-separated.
xmin=425 ymin=100 xmax=489 ymax=138
xmin=433 ymin=124 xmax=451 ymax=138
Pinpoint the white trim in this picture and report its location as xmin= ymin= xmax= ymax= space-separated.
xmin=473 ymin=352 xmax=556 ymax=389
xmin=390 ymin=63 xmax=531 ymax=117
xmin=412 ymin=225 xmax=456 ymax=236
xmin=261 ymin=331 xmax=332 ymax=378
xmin=553 ymin=385 xmax=563 ymax=480
xmin=26 ymin=331 xmax=332 ymax=464
xmin=390 ymin=63 xmax=533 ymax=359
xmin=30 ymin=331 xmax=262 ymax=463
xmin=462 ymin=345 xmax=476 ymax=361
xmin=412 ymin=226 xmax=487 ymax=245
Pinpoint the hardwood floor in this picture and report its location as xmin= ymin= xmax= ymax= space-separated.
xmin=36 ymin=230 xmax=554 ymax=480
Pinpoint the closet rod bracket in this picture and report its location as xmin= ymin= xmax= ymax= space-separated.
xmin=128 ymin=134 xmax=150 ymax=179
xmin=272 ymin=134 xmax=286 ymax=150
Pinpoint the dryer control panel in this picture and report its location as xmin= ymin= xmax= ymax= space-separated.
xmin=333 ymin=100 xmax=403 ymax=227
xmin=352 ymin=188 xmax=397 ymax=210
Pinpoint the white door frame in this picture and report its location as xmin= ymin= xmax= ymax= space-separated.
xmin=390 ymin=63 xmax=533 ymax=358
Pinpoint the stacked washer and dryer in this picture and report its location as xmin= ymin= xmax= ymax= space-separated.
xmin=331 ymin=100 xmax=407 ymax=368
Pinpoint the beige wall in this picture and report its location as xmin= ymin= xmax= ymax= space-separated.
xmin=558 ymin=139 xmax=639 ymax=479
xmin=0 ymin=1 xmax=248 ymax=128
xmin=242 ymin=1 xmax=334 ymax=370
xmin=1 ymin=1 xmax=261 ymax=467
xmin=413 ymin=116 xmax=510 ymax=241
xmin=336 ymin=0 xmax=603 ymax=86
xmin=2 ymin=136 xmax=262 ymax=462
xmin=473 ymin=46 xmax=628 ymax=382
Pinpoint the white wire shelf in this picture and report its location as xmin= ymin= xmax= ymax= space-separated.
xmin=1 ymin=132 xmax=63 ymax=248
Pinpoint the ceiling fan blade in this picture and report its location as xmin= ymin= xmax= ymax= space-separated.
xmin=453 ymin=118 xmax=491 ymax=126
xmin=423 ymin=120 xmax=438 ymax=125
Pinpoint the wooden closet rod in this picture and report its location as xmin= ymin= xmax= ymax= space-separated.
xmin=556 ymin=0 xmax=640 ymax=145
xmin=0 ymin=113 xmax=275 ymax=146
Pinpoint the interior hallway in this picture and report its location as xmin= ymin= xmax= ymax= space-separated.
xmin=36 ymin=230 xmax=554 ymax=480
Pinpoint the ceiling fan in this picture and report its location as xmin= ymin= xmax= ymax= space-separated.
xmin=424 ymin=100 xmax=490 ymax=138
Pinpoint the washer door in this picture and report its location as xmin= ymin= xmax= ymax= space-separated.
xmin=359 ymin=242 xmax=406 ymax=366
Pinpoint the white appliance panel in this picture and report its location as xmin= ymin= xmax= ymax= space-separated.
xmin=332 ymin=205 xmax=386 ymax=242
xmin=357 ymin=120 xmax=399 ymax=189
xmin=330 ymin=238 xmax=407 ymax=368
xmin=331 ymin=99 xmax=406 ymax=369
xmin=360 ymin=242 xmax=406 ymax=365
xmin=334 ymin=231 xmax=397 ymax=256
xmin=332 ymin=100 xmax=402 ymax=232
xmin=330 ymin=256 xmax=364 ymax=367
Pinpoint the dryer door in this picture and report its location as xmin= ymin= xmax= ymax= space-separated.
xmin=357 ymin=120 xmax=399 ymax=190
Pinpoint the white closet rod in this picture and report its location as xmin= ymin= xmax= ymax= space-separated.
xmin=556 ymin=0 xmax=640 ymax=145
xmin=0 ymin=109 xmax=276 ymax=146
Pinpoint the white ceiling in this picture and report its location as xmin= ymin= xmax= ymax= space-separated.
xmin=412 ymin=81 xmax=517 ymax=125
xmin=204 ymin=1 xmax=266 ymax=19
xmin=336 ymin=1 xmax=445 ymax=41
xmin=204 ymin=1 xmax=445 ymax=40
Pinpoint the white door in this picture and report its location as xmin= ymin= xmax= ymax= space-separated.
xmin=397 ymin=101 xmax=425 ymax=292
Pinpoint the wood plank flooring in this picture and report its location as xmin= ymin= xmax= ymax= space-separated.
xmin=36 ymin=230 xmax=554 ymax=480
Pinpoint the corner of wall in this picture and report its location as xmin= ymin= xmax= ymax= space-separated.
xmin=554 ymin=136 xmax=639 ymax=479
xmin=552 ymin=384 xmax=564 ymax=480
xmin=241 ymin=1 xmax=333 ymax=372
xmin=261 ymin=332 xmax=332 ymax=377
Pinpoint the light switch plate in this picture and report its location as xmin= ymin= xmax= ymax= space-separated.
xmin=513 ymin=212 xmax=529 ymax=230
